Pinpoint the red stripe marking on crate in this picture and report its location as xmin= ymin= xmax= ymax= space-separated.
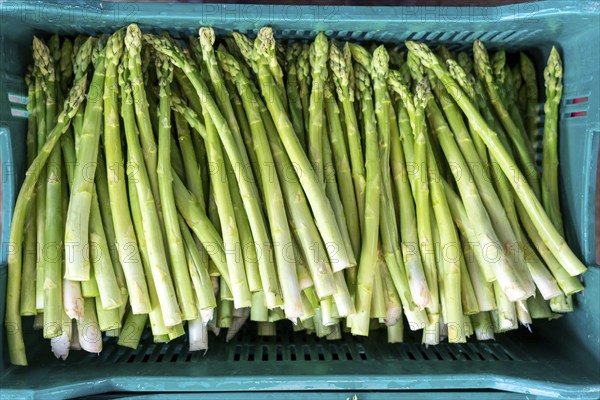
xmin=570 ymin=111 xmax=588 ymax=118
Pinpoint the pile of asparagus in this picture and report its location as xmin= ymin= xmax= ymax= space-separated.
xmin=6 ymin=25 xmax=586 ymax=366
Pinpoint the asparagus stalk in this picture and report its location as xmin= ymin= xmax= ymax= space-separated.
xmin=71 ymin=37 xmax=94 ymax=153
xmin=95 ymin=296 xmax=122 ymax=332
xmin=248 ymin=30 xmax=356 ymax=272
xmin=201 ymin=103 xmax=252 ymax=310
xmin=119 ymin=52 xmax=182 ymax=327
xmin=351 ymin=64 xmax=381 ymax=336
xmin=96 ymin=149 xmax=128 ymax=319
xmin=286 ymin=43 xmax=306 ymax=148
xmin=429 ymin=69 xmax=538 ymax=299
xmin=227 ymin=185 xmax=261 ymax=295
xmin=460 ymin=251 xmax=480 ymax=316
xmin=6 ymin=74 xmax=87 ymax=365
xmin=20 ymin=70 xmax=38 ymax=316
xmin=307 ymin=32 xmax=329 ymax=187
xmin=515 ymin=197 xmax=583 ymax=295
xmin=322 ymin=128 xmax=357 ymax=317
xmin=323 ymin=124 xmax=355 ymax=279
xmin=380 ymin=260 xmax=403 ymax=326
xmin=118 ymin=311 xmax=148 ymax=349
xmin=493 ymin=282 xmax=518 ymax=332
xmin=155 ymin=53 xmax=198 ymax=320
xmin=371 ymin=257 xmax=387 ymax=320
xmin=297 ymin=44 xmax=312 ymax=147
xmin=147 ymin=32 xmax=282 ymax=308
xmin=198 ymin=28 xmax=257 ymax=195
xmin=462 ymin=235 xmax=496 ymax=312
xmin=388 ymin=81 xmax=431 ymax=310
xmin=541 ymin=47 xmax=564 ymax=235
xmin=128 ymin=173 xmax=169 ymax=337
xmin=218 ymin=60 xmax=337 ymax=299
xmin=493 ymin=51 xmax=530 ymax=152
xmin=330 ymin=43 xmax=366 ymax=234
xmin=125 ymin=25 xmax=160 ymax=203
xmin=33 ymin=69 xmax=47 ymax=313
xmin=324 ymin=84 xmax=361 ymax=258
xmin=388 ymin=75 xmax=438 ymax=340
xmin=217 ymin=50 xmax=302 ymax=319
xmin=89 ymin=187 xmax=122 ymax=311
xmin=102 ymin=29 xmax=151 ymax=314
xmin=406 ymin=41 xmax=586 ymax=277
xmin=33 ymin=36 xmax=64 ymax=339
xmin=387 ymin=71 xmax=441 ymax=336
xmin=422 ymin=108 xmax=465 ymax=342
xmin=451 ymin=66 xmax=560 ymax=297
xmin=59 ymin=106 xmax=86 ymax=322
xmin=446 ymin=60 xmax=488 ymax=166
xmin=180 ymin=216 xmax=217 ymax=312
xmin=353 ymin=46 xmax=413 ymax=308
xmin=78 ymin=298 xmax=103 ymax=354
xmin=520 ymin=52 xmax=540 ymax=144
xmin=171 ymin=172 xmax=231 ymax=286
xmin=64 ymin=34 xmax=109 ymax=281
xmin=220 ymin=63 xmax=263 ymax=189
xmin=58 ymin=38 xmax=74 ymax=98
xmin=472 ymin=41 xmax=540 ymax=197
xmin=425 ymin=87 xmax=531 ymax=301
xmin=50 ymin=311 xmax=71 ymax=360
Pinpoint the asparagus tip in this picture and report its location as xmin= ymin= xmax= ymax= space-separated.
xmin=544 ymin=46 xmax=563 ymax=96
xmin=371 ymin=45 xmax=389 ymax=79
xmin=73 ymin=37 xmax=94 ymax=78
xmin=414 ymin=77 xmax=432 ymax=109
xmin=125 ymin=23 xmax=142 ymax=53
xmin=32 ymin=36 xmax=54 ymax=80
xmin=198 ymin=27 xmax=216 ymax=51
xmin=105 ymin=28 xmax=126 ymax=65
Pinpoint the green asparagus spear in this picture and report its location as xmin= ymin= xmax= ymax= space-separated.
xmin=33 ymin=36 xmax=63 ymax=339
xmin=387 ymin=70 xmax=441 ymax=338
xmin=541 ymin=47 xmax=564 ymax=235
xmin=179 ymin=215 xmax=217 ymax=312
xmin=324 ymin=84 xmax=361 ymax=259
xmin=217 ymin=50 xmax=303 ymax=318
xmin=102 ymin=29 xmax=151 ymax=314
xmin=125 ymin=25 xmax=160 ymax=203
xmin=128 ymin=170 xmax=168 ymax=337
xmin=218 ymin=51 xmax=337 ymax=301
xmin=520 ymin=52 xmax=540 ymax=144
xmin=249 ymin=30 xmax=356 ymax=272
xmin=297 ymin=44 xmax=312 ymax=147
xmin=20 ymin=70 xmax=38 ymax=316
xmin=387 ymin=78 xmax=431 ymax=310
xmin=472 ymin=41 xmax=540 ymax=197
xmin=6 ymin=75 xmax=87 ymax=365
xmin=64 ymin=34 xmax=109 ymax=281
xmin=406 ymin=41 xmax=586 ymax=278
xmin=306 ymin=31 xmax=329 ymax=187
xmin=155 ymin=53 xmax=198 ymax=320
xmin=146 ymin=32 xmax=282 ymax=309
xmin=351 ymin=64 xmax=381 ymax=336
xmin=286 ymin=42 xmax=306 ymax=148
xmin=33 ymin=69 xmax=47 ymax=313
xmin=119 ymin=52 xmax=182 ymax=327
xmin=330 ymin=43 xmax=366 ymax=233
xmin=428 ymin=69 xmax=538 ymax=300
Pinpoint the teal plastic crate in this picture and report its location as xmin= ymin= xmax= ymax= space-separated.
xmin=1 ymin=1 xmax=599 ymax=399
